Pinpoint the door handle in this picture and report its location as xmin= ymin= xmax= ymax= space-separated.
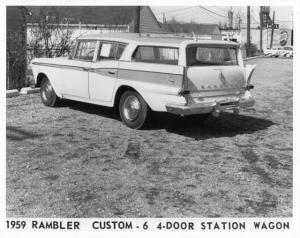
xmin=83 ymin=67 xmax=89 ymax=71
xmin=108 ymin=70 xmax=116 ymax=75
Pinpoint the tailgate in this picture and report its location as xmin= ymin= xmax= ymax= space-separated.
xmin=185 ymin=44 xmax=246 ymax=97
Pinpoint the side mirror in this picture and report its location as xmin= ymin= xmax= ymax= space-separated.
xmin=245 ymin=64 xmax=256 ymax=83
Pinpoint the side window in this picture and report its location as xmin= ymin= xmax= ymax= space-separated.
xmin=74 ymin=41 xmax=96 ymax=61
xmin=158 ymin=47 xmax=178 ymax=62
xmin=134 ymin=46 xmax=155 ymax=61
xmin=132 ymin=46 xmax=179 ymax=65
xmin=97 ymin=42 xmax=126 ymax=61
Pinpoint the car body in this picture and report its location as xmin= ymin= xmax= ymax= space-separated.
xmin=264 ymin=47 xmax=284 ymax=57
xmin=282 ymin=46 xmax=293 ymax=57
xmin=31 ymin=33 xmax=256 ymax=129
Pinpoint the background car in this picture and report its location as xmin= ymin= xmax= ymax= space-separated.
xmin=282 ymin=46 xmax=293 ymax=58
xmin=264 ymin=47 xmax=284 ymax=57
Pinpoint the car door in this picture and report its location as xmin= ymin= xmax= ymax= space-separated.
xmin=61 ymin=40 xmax=97 ymax=99
xmin=89 ymin=41 xmax=126 ymax=102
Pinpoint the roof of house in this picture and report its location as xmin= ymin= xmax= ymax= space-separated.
xmin=26 ymin=6 xmax=137 ymax=25
xmin=139 ymin=6 xmax=162 ymax=33
xmin=162 ymin=22 xmax=221 ymax=36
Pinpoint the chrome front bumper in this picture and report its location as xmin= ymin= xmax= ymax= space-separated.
xmin=166 ymin=92 xmax=255 ymax=116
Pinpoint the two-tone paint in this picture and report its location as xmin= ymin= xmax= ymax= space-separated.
xmin=31 ymin=33 xmax=256 ymax=114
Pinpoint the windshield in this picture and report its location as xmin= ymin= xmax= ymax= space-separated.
xmin=186 ymin=45 xmax=238 ymax=66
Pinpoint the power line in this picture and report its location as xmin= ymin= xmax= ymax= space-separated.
xmin=163 ymin=8 xmax=201 ymax=21
xmin=251 ymin=15 xmax=260 ymax=24
xmin=166 ymin=8 xmax=198 ymax=17
xmin=198 ymin=6 xmax=227 ymax=18
xmin=167 ymin=8 xmax=218 ymax=23
xmin=197 ymin=7 xmax=220 ymax=20
xmin=213 ymin=6 xmax=228 ymax=14
xmin=156 ymin=7 xmax=195 ymax=15
xmin=162 ymin=7 xmax=221 ymax=23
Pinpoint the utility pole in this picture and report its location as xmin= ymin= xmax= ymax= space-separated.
xmin=134 ymin=6 xmax=141 ymax=33
xmin=238 ymin=14 xmax=241 ymax=30
xmin=270 ymin=10 xmax=275 ymax=48
xmin=259 ymin=6 xmax=263 ymax=52
xmin=291 ymin=13 xmax=293 ymax=46
xmin=163 ymin=13 xmax=166 ymax=24
xmin=247 ymin=6 xmax=251 ymax=57
xmin=267 ymin=27 xmax=269 ymax=48
xmin=228 ymin=7 xmax=233 ymax=30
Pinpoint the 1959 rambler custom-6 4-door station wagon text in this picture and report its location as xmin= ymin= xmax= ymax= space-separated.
xmin=31 ymin=33 xmax=256 ymax=129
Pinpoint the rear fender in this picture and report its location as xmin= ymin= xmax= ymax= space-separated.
xmin=114 ymin=81 xmax=185 ymax=112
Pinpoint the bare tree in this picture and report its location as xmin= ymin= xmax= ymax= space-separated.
xmin=27 ymin=7 xmax=73 ymax=62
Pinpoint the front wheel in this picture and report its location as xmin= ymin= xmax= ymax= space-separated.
xmin=40 ymin=76 xmax=59 ymax=107
xmin=119 ymin=91 xmax=149 ymax=129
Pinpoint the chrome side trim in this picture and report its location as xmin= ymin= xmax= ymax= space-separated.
xmin=31 ymin=62 xmax=89 ymax=71
xmin=89 ymin=68 xmax=118 ymax=78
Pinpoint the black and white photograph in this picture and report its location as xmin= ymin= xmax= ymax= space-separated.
xmin=2 ymin=0 xmax=299 ymax=236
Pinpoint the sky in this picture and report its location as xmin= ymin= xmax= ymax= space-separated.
xmin=151 ymin=6 xmax=293 ymax=29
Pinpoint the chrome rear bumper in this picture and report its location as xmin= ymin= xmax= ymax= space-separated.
xmin=166 ymin=92 xmax=255 ymax=116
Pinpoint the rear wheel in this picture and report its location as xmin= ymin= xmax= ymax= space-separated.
xmin=40 ymin=76 xmax=59 ymax=107
xmin=119 ymin=91 xmax=148 ymax=129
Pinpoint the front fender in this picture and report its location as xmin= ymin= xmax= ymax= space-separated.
xmin=32 ymin=68 xmax=62 ymax=98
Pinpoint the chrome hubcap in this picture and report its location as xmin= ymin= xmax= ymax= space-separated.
xmin=42 ymin=81 xmax=53 ymax=101
xmin=123 ymin=95 xmax=140 ymax=121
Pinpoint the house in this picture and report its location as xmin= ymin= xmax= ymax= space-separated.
xmin=8 ymin=6 xmax=154 ymax=89
xmin=26 ymin=6 xmax=163 ymax=33
xmin=26 ymin=6 xmax=164 ymax=55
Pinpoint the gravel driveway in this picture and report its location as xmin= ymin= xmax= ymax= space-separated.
xmin=6 ymin=58 xmax=293 ymax=217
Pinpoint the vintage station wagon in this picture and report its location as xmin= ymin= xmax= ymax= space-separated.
xmin=31 ymin=33 xmax=256 ymax=129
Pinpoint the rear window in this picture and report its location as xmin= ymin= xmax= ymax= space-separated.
xmin=132 ymin=46 xmax=179 ymax=65
xmin=186 ymin=46 xmax=238 ymax=66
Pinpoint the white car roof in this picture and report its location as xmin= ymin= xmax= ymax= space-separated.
xmin=78 ymin=33 xmax=238 ymax=48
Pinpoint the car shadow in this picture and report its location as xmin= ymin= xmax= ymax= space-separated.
xmin=57 ymin=99 xmax=120 ymax=120
xmin=146 ymin=112 xmax=275 ymax=140
xmin=58 ymin=100 xmax=275 ymax=140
